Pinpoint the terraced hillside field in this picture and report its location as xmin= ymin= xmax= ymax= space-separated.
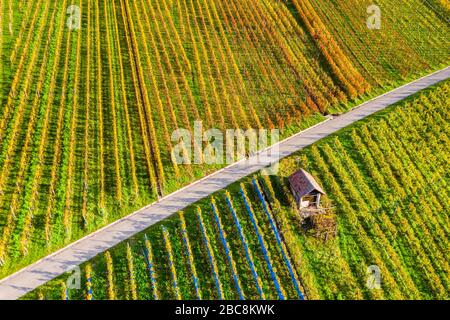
xmin=26 ymin=80 xmax=450 ymax=300
xmin=0 ymin=0 xmax=448 ymax=279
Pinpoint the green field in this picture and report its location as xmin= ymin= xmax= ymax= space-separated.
xmin=25 ymin=80 xmax=450 ymax=300
xmin=0 ymin=0 xmax=449 ymax=293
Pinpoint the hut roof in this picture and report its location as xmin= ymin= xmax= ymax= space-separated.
xmin=288 ymin=169 xmax=325 ymax=198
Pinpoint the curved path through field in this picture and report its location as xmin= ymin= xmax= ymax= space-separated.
xmin=0 ymin=67 xmax=449 ymax=300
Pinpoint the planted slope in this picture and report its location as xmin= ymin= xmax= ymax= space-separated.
xmin=291 ymin=0 xmax=450 ymax=89
xmin=26 ymin=80 xmax=450 ymax=300
xmin=0 ymin=0 xmax=448 ymax=279
xmin=0 ymin=0 xmax=362 ymax=277
xmin=275 ymin=80 xmax=450 ymax=299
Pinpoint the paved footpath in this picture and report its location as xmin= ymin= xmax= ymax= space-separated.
xmin=0 ymin=67 xmax=449 ymax=300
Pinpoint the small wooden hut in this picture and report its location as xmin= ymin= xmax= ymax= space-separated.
xmin=289 ymin=169 xmax=335 ymax=239
xmin=288 ymin=169 xmax=325 ymax=210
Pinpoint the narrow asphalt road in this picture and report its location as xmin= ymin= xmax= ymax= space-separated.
xmin=0 ymin=66 xmax=448 ymax=300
